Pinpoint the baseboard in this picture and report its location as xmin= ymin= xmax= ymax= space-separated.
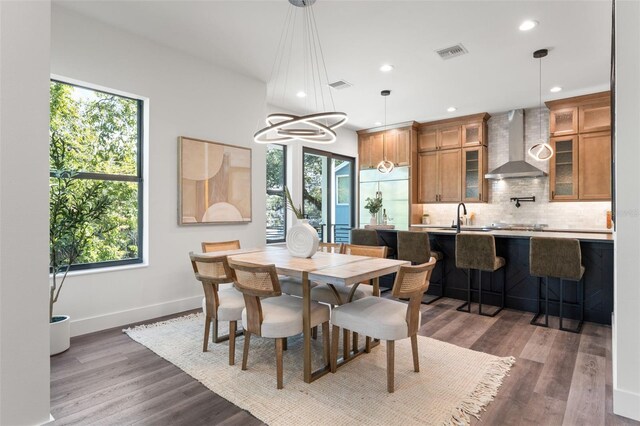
xmin=40 ymin=414 xmax=55 ymax=425
xmin=613 ymin=387 xmax=640 ymax=421
xmin=70 ymin=296 xmax=202 ymax=337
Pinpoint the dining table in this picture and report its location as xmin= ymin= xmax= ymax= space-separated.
xmin=202 ymin=245 xmax=410 ymax=383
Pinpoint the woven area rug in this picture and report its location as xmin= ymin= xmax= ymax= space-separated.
xmin=124 ymin=313 xmax=514 ymax=426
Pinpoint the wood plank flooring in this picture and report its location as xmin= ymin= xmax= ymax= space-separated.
xmin=50 ymin=299 xmax=638 ymax=425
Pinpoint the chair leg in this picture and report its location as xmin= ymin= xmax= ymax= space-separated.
xmin=343 ymin=328 xmax=351 ymax=360
xmin=276 ymin=338 xmax=284 ymax=389
xmin=242 ymin=331 xmax=251 ymax=371
xmin=282 ymin=337 xmax=287 ymax=351
xmin=559 ymin=279 xmax=584 ymax=334
xmin=229 ymin=320 xmax=236 ymax=366
xmin=212 ymin=318 xmax=219 ymax=343
xmin=312 ymin=326 xmax=318 ymax=340
xmin=365 ymin=336 xmax=372 ymax=353
xmin=387 ymin=340 xmax=395 ymax=393
xmin=457 ymin=269 xmax=472 ymax=312
xmin=531 ymin=277 xmax=549 ymax=327
xmin=203 ymin=315 xmax=211 ymax=352
xmin=422 ymin=261 xmax=445 ymax=305
xmin=331 ymin=325 xmax=340 ymax=373
xmin=322 ymin=322 xmax=330 ymax=366
xmin=411 ymin=334 xmax=419 ymax=373
xmin=352 ymin=332 xmax=359 ymax=353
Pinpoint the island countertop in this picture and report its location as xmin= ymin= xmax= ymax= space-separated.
xmin=404 ymin=226 xmax=614 ymax=243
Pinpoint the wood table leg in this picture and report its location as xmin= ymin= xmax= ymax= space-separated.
xmin=302 ymin=272 xmax=312 ymax=383
xmin=373 ymin=277 xmax=380 ymax=297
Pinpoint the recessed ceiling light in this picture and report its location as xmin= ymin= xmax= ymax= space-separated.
xmin=374 ymin=121 xmax=382 ymax=126
xmin=519 ymin=20 xmax=538 ymax=31
xmin=550 ymin=86 xmax=562 ymax=93
xmin=379 ymin=64 xmax=394 ymax=72
xmin=296 ymin=91 xmax=307 ymax=98
xmin=447 ymin=106 xmax=457 ymax=112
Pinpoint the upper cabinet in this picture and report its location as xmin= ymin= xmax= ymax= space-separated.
xmin=546 ymin=91 xmax=612 ymax=201
xmin=418 ymin=113 xmax=489 ymax=152
xmin=357 ymin=122 xmax=418 ymax=170
xmin=415 ymin=113 xmax=490 ymax=204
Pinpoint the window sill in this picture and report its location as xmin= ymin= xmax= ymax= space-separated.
xmin=51 ymin=261 xmax=148 ymax=279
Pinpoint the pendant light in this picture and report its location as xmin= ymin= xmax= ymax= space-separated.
xmin=528 ymin=48 xmax=554 ymax=161
xmin=376 ymin=90 xmax=394 ymax=174
xmin=254 ymin=0 xmax=347 ymax=144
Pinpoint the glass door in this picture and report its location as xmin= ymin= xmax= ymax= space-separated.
xmin=303 ymin=148 xmax=355 ymax=243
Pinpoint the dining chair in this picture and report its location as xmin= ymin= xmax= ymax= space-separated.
xmin=189 ymin=252 xmax=245 ymax=365
xmin=201 ymin=240 xmax=241 ymax=254
xmin=229 ymin=261 xmax=331 ymax=389
xmin=279 ymin=242 xmax=343 ymax=297
xmin=330 ymin=259 xmax=436 ymax=392
xmin=311 ymin=243 xmax=387 ymax=356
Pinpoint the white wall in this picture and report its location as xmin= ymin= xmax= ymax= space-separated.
xmin=0 ymin=1 xmax=52 ymax=424
xmin=51 ymin=5 xmax=268 ymax=336
xmin=50 ymin=6 xmax=358 ymax=336
xmin=613 ymin=0 xmax=640 ymax=421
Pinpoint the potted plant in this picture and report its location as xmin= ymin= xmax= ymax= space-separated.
xmin=284 ymin=186 xmax=319 ymax=258
xmin=365 ymin=196 xmax=383 ymax=225
xmin=49 ymin=160 xmax=112 ymax=356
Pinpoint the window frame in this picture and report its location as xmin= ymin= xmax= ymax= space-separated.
xmin=49 ymin=78 xmax=145 ymax=271
xmin=265 ymin=144 xmax=287 ymax=244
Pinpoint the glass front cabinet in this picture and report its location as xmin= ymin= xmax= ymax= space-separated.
xmin=462 ymin=146 xmax=488 ymax=202
xmin=549 ymin=135 xmax=579 ymax=200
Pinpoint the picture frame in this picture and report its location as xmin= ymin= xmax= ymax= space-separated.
xmin=178 ymin=136 xmax=252 ymax=225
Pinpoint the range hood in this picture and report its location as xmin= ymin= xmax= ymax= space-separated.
xmin=485 ymin=109 xmax=547 ymax=179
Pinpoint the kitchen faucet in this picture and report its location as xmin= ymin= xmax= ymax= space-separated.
xmin=456 ymin=202 xmax=467 ymax=233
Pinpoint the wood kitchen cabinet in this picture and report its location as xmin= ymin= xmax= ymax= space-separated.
xmin=549 ymin=135 xmax=579 ymax=200
xmin=579 ymin=131 xmax=612 ymax=200
xmin=418 ymin=113 xmax=489 ymax=152
xmin=438 ymin=126 xmax=462 ymax=150
xmin=462 ymin=146 xmax=488 ymax=202
xmin=546 ymin=91 xmax=611 ymax=201
xmin=462 ymin=122 xmax=486 ymax=147
xmin=357 ymin=122 xmax=418 ymax=170
xmin=417 ymin=149 xmax=461 ymax=203
xmin=418 ymin=127 xmax=437 ymax=151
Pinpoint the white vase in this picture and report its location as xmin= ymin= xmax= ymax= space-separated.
xmin=50 ymin=315 xmax=70 ymax=356
xmin=286 ymin=218 xmax=320 ymax=258
xmin=370 ymin=214 xmax=377 ymax=226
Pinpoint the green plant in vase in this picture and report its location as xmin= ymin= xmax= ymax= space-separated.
xmin=365 ymin=196 xmax=383 ymax=225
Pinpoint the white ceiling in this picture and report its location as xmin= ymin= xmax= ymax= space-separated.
xmin=56 ymin=0 xmax=612 ymax=131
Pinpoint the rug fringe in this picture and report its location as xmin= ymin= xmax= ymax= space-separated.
xmin=123 ymin=313 xmax=201 ymax=333
xmin=445 ymin=356 xmax=516 ymax=426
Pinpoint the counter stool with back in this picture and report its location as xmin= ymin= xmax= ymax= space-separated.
xmin=529 ymin=237 xmax=585 ymax=333
xmin=396 ymin=231 xmax=445 ymax=304
xmin=455 ymin=233 xmax=506 ymax=317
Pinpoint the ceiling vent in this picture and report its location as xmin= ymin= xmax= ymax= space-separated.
xmin=328 ymin=80 xmax=353 ymax=90
xmin=435 ymin=43 xmax=468 ymax=60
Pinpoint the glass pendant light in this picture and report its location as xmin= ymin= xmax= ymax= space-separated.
xmin=377 ymin=90 xmax=394 ymax=174
xmin=528 ymin=48 xmax=554 ymax=161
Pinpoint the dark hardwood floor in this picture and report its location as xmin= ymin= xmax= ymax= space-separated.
xmin=50 ymin=299 xmax=638 ymax=425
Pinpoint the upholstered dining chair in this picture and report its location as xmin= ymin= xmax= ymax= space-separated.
xmin=311 ymin=243 xmax=387 ymax=355
xmin=189 ymin=252 xmax=245 ymax=365
xmin=330 ymin=259 xmax=436 ymax=392
xmin=229 ymin=261 xmax=331 ymax=389
xmin=279 ymin=242 xmax=344 ymax=297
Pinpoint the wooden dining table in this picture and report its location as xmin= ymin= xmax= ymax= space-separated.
xmin=216 ymin=246 xmax=410 ymax=383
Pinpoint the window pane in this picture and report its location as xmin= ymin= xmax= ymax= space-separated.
xmin=50 ymin=81 xmax=139 ymax=176
xmin=266 ymin=145 xmax=286 ymax=243
xmin=50 ymin=178 xmax=139 ymax=266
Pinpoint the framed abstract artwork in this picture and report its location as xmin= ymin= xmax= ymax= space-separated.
xmin=178 ymin=136 xmax=252 ymax=225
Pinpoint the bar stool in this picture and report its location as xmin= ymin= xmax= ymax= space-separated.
xmin=529 ymin=237 xmax=585 ymax=333
xmin=396 ymin=231 xmax=445 ymax=305
xmin=350 ymin=229 xmax=379 ymax=246
xmin=455 ymin=233 xmax=506 ymax=317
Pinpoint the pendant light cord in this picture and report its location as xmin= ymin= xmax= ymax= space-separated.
xmin=539 ymin=56 xmax=542 ymax=140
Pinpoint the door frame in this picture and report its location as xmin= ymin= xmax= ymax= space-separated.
xmin=302 ymin=147 xmax=356 ymax=242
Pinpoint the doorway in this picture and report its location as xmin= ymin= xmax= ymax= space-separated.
xmin=302 ymin=148 xmax=355 ymax=243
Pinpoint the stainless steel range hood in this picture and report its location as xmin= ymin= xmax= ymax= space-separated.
xmin=485 ymin=109 xmax=547 ymax=179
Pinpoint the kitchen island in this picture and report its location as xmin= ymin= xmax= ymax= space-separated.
xmin=372 ymin=226 xmax=613 ymax=324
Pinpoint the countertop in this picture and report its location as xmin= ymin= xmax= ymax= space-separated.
xmin=411 ymin=224 xmax=613 ymax=234
xmin=380 ymin=225 xmax=614 ymax=243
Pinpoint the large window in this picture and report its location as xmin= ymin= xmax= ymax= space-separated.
xmin=49 ymin=80 xmax=143 ymax=270
xmin=266 ymin=144 xmax=286 ymax=243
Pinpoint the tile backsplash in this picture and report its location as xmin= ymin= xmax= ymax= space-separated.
xmin=420 ymin=107 xmax=611 ymax=229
